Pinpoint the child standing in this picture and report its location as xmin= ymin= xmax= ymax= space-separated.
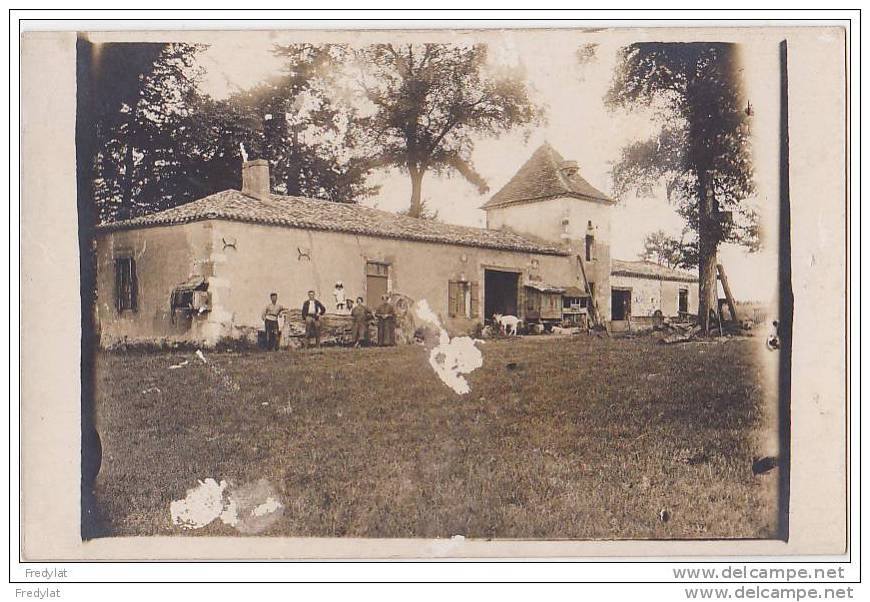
xmin=333 ymin=281 xmax=347 ymax=312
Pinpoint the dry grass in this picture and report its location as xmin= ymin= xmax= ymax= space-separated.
xmin=92 ymin=335 xmax=779 ymax=539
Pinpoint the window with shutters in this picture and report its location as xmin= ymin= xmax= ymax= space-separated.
xmin=114 ymin=256 xmax=138 ymax=312
xmin=448 ymin=281 xmax=479 ymax=319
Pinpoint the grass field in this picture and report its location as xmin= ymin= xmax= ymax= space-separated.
xmin=92 ymin=335 xmax=779 ymax=539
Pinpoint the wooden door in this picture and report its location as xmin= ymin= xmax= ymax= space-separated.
xmin=366 ymin=262 xmax=389 ymax=305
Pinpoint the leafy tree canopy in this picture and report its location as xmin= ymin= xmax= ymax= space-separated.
xmin=638 ymin=229 xmax=698 ymax=270
xmin=606 ymin=42 xmax=756 ymax=249
xmin=349 ymin=43 xmax=541 ymax=217
xmin=91 ymin=43 xmax=377 ymax=223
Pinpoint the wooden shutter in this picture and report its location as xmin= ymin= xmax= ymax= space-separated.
xmin=447 ymin=281 xmax=458 ymax=317
xmin=115 ymin=259 xmax=124 ymax=312
xmin=130 ymin=258 xmax=139 ymax=311
xmin=469 ymin=282 xmax=479 ymax=318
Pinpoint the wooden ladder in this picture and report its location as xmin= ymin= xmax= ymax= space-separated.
xmin=716 ymin=262 xmax=740 ymax=324
xmin=576 ymin=254 xmax=603 ymax=329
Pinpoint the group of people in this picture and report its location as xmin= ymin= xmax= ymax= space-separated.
xmin=261 ymin=289 xmax=398 ymax=351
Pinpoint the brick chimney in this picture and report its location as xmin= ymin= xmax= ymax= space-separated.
xmin=241 ymin=159 xmax=270 ymax=198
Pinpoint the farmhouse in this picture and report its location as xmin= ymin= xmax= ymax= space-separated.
xmin=93 ymin=143 xmax=698 ymax=347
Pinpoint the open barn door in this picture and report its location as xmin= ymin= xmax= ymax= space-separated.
xmin=484 ymin=269 xmax=520 ymax=321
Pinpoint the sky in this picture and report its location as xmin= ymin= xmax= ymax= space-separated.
xmin=192 ymin=29 xmax=780 ymax=302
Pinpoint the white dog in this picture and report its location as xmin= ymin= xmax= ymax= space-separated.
xmin=493 ymin=313 xmax=522 ymax=336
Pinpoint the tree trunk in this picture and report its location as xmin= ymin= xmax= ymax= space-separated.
xmin=698 ymin=240 xmax=718 ymax=333
xmin=120 ymin=109 xmax=138 ymax=220
xmin=408 ymin=167 xmax=424 ymax=218
xmin=697 ymin=171 xmax=718 ymax=333
xmin=121 ymin=142 xmax=136 ymax=219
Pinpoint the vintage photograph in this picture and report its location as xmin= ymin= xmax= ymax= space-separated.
xmin=75 ymin=27 xmax=790 ymax=541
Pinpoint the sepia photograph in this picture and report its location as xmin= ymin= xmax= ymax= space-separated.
xmin=16 ymin=11 xmax=854 ymax=572
xmin=67 ymin=26 xmax=795 ymax=543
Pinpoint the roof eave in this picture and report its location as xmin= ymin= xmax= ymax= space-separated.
xmin=482 ymin=191 xmax=614 ymax=210
xmin=611 ymin=270 xmax=698 ymax=283
xmin=95 ymin=214 xmax=569 ymax=256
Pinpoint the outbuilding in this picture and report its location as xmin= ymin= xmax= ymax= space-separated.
xmin=609 ymin=259 xmax=699 ymax=331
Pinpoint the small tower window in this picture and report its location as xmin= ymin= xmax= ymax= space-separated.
xmin=585 ymin=220 xmax=595 ymax=262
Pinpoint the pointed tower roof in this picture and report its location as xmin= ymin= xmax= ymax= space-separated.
xmin=482 ymin=142 xmax=613 ymax=209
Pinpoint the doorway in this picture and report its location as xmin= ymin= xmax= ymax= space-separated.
xmin=678 ymin=288 xmax=689 ymax=315
xmin=366 ymin=261 xmax=389 ymax=305
xmin=484 ymin=269 xmax=520 ymax=320
xmin=611 ymin=288 xmax=632 ymax=321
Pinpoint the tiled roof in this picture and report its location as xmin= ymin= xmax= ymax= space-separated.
xmin=611 ymin=259 xmax=698 ymax=283
xmin=563 ymin=286 xmax=589 ymax=297
xmin=482 ymin=142 xmax=613 ymax=209
xmin=96 ymin=189 xmax=568 ymax=256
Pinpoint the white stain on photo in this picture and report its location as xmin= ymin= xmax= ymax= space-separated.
xmin=414 ymin=299 xmax=484 ymax=395
xmin=169 ymin=477 xmax=284 ymax=534
xmin=169 ymin=478 xmax=228 ymax=530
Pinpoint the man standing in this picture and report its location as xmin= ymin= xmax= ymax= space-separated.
xmin=375 ymin=294 xmax=397 ymax=347
xmin=301 ymin=290 xmax=326 ymax=348
xmin=261 ymin=292 xmax=287 ymax=351
xmin=350 ymin=296 xmax=371 ymax=347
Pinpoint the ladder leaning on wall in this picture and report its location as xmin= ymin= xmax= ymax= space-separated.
xmin=576 ymin=254 xmax=603 ymax=329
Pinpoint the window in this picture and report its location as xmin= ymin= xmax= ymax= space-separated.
xmin=448 ymin=280 xmax=479 ymax=318
xmin=114 ymin=256 xmax=138 ymax=312
xmin=171 ymin=289 xmax=194 ymax=310
xmin=365 ymin=261 xmax=389 ymax=277
xmin=563 ymin=296 xmax=587 ymax=310
xmin=585 ymin=220 xmax=596 ymax=261
xmin=585 ymin=234 xmax=595 ymax=262
xmin=169 ymin=277 xmax=208 ymax=324
xmin=679 ymin=288 xmax=689 ymax=314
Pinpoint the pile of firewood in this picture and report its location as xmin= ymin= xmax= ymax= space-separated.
xmin=659 ymin=317 xmax=755 ymax=345
xmin=660 ymin=322 xmax=703 ymax=345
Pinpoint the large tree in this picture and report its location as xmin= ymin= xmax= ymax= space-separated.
xmin=352 ymin=43 xmax=540 ymax=218
xmin=93 ymin=43 xmax=376 ymax=222
xmin=606 ymin=42 xmax=756 ymax=332
xmin=92 ymin=43 xmax=206 ymax=221
xmin=193 ymin=44 xmax=377 ymax=203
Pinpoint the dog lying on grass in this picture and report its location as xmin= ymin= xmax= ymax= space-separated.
xmin=492 ymin=313 xmax=522 ymax=336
